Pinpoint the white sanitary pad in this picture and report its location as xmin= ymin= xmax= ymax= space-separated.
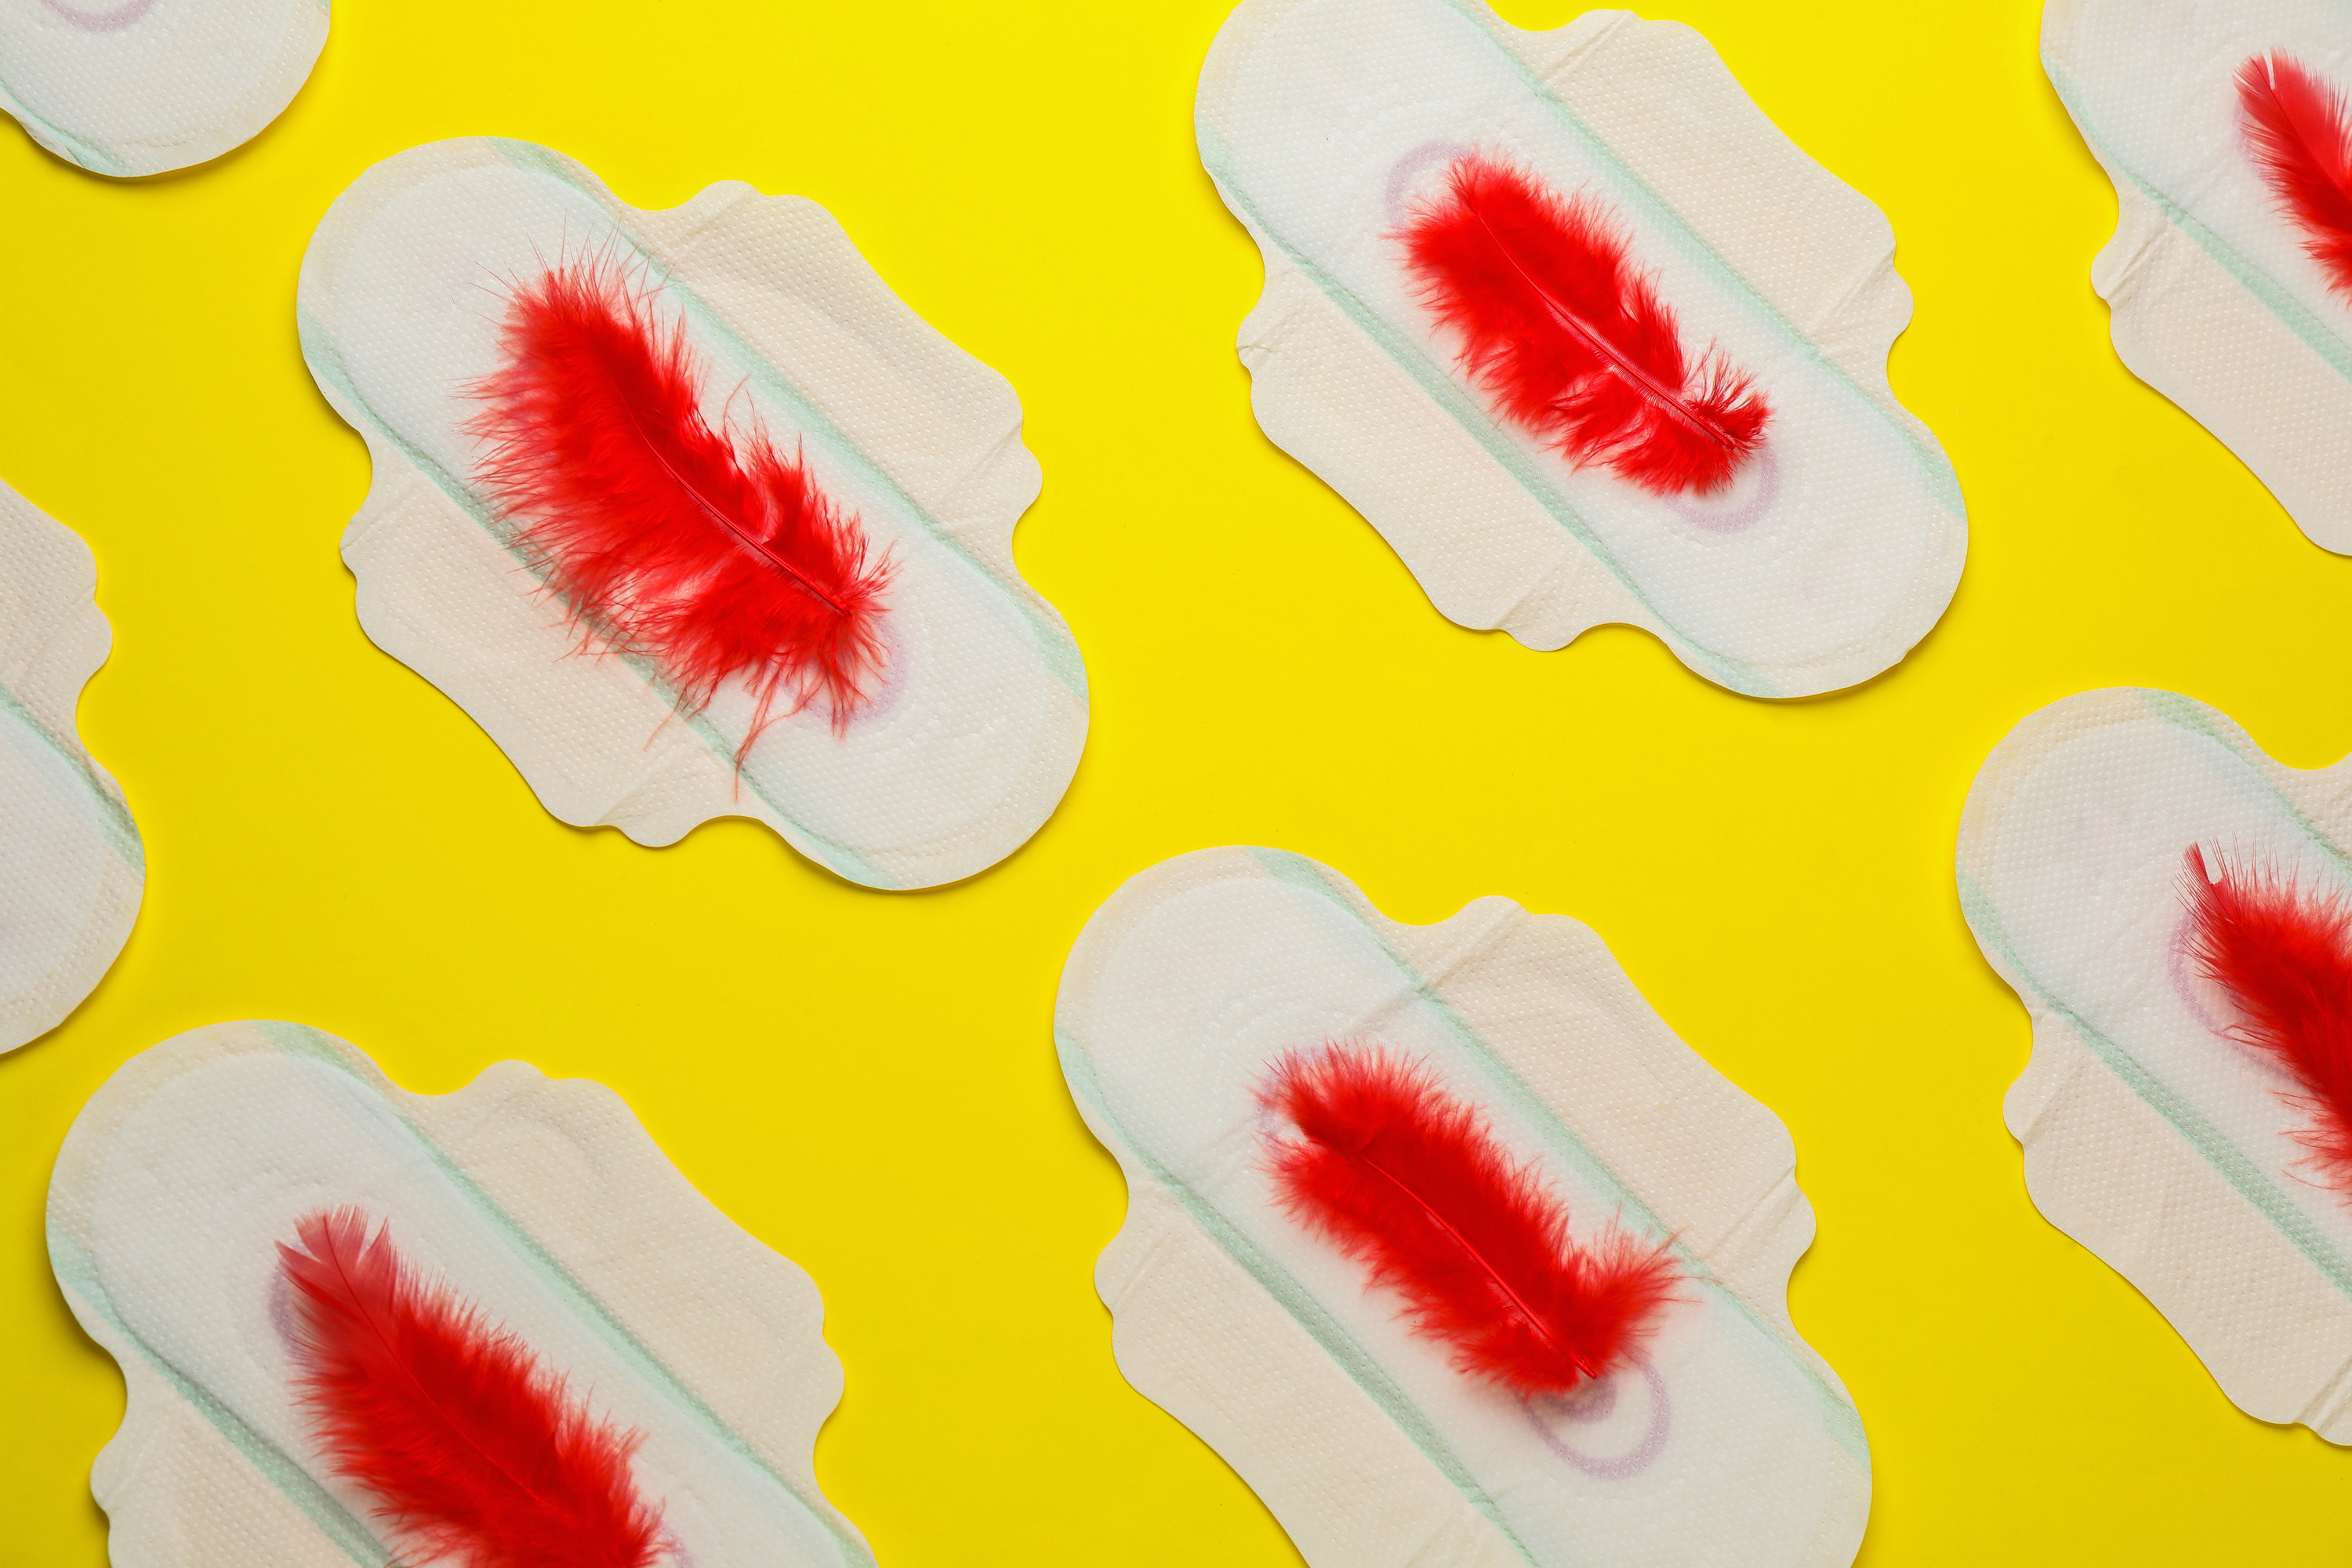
xmin=49 ymin=1020 xmax=873 ymax=1566
xmin=299 ymin=138 xmax=1088 ymax=890
xmin=1196 ymin=0 xmax=1965 ymax=698
xmin=1960 ymin=689 xmax=2352 ymax=1438
xmin=2045 ymin=0 xmax=2352 ymax=553
xmin=0 ymin=0 xmax=325 ymax=176
xmin=0 ymin=477 xmax=140 ymax=1054
xmin=1056 ymin=847 xmax=1868 ymax=1567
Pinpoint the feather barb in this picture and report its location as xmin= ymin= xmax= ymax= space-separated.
xmin=2181 ymin=845 xmax=2352 ymax=1199
xmin=278 ymin=1207 xmax=666 ymax=1568
xmin=2236 ymin=52 xmax=2352 ymax=301
xmin=1399 ymin=153 xmax=1769 ymax=495
xmin=469 ymin=256 xmax=891 ymax=759
xmin=1259 ymin=1044 xmax=1677 ymax=1397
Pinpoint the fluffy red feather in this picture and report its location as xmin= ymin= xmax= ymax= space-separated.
xmin=278 ymin=1208 xmax=666 ymax=1568
xmin=2237 ymin=52 xmax=2352 ymax=302
xmin=470 ymin=258 xmax=891 ymax=754
xmin=1259 ymin=1044 xmax=1678 ymax=1397
xmin=1399 ymin=152 xmax=1769 ymax=496
xmin=2183 ymin=847 xmax=2352 ymax=1198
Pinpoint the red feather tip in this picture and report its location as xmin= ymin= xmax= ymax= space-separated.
xmin=2236 ymin=52 xmax=2352 ymax=301
xmin=278 ymin=1207 xmax=666 ymax=1568
xmin=469 ymin=256 xmax=892 ymax=757
xmin=1399 ymin=152 xmax=1770 ymax=496
xmin=2182 ymin=847 xmax=2352 ymax=1200
xmin=1258 ymin=1044 xmax=1678 ymax=1398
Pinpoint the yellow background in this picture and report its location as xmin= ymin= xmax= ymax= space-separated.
xmin=2 ymin=0 xmax=2348 ymax=1562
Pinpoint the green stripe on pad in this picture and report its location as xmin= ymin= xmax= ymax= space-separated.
xmin=0 ymin=684 xmax=143 ymax=876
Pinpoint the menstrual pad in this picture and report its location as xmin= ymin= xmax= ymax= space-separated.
xmin=1961 ymin=688 xmax=2352 ymax=1438
xmin=299 ymin=138 xmax=1088 ymax=889
xmin=2045 ymin=0 xmax=2352 ymax=552
xmin=0 ymin=477 xmax=140 ymax=1054
xmin=49 ymin=1019 xmax=873 ymax=1566
xmin=1056 ymin=847 xmax=1869 ymax=1567
xmin=0 ymin=0 xmax=325 ymax=176
xmin=1197 ymin=0 xmax=1965 ymax=697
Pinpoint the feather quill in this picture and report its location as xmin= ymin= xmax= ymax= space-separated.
xmin=1259 ymin=1044 xmax=1677 ymax=1397
xmin=470 ymin=258 xmax=891 ymax=754
xmin=1399 ymin=152 xmax=1770 ymax=495
xmin=278 ymin=1207 xmax=666 ymax=1568
xmin=2182 ymin=846 xmax=2352 ymax=1199
xmin=2236 ymin=52 xmax=2352 ymax=301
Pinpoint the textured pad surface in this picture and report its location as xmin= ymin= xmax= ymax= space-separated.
xmin=0 ymin=476 xmax=140 ymax=1053
xmin=0 ymin=0 xmax=325 ymax=176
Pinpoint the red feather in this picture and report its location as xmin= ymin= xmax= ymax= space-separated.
xmin=278 ymin=1207 xmax=666 ymax=1568
xmin=1259 ymin=1044 xmax=1678 ymax=1398
xmin=2236 ymin=52 xmax=2352 ymax=302
xmin=470 ymin=257 xmax=891 ymax=754
xmin=1399 ymin=152 xmax=1770 ymax=496
xmin=2182 ymin=847 xmax=2352 ymax=1199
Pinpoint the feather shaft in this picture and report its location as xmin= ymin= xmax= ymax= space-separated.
xmin=2236 ymin=52 xmax=2352 ymax=301
xmin=1349 ymin=1143 xmax=1580 ymax=1366
xmin=278 ymin=1207 xmax=666 ymax=1568
xmin=2181 ymin=845 xmax=2352 ymax=1199
xmin=1468 ymin=206 xmax=1740 ymax=453
xmin=615 ymin=398 xmax=849 ymax=614
xmin=1260 ymin=1044 xmax=1677 ymax=1397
